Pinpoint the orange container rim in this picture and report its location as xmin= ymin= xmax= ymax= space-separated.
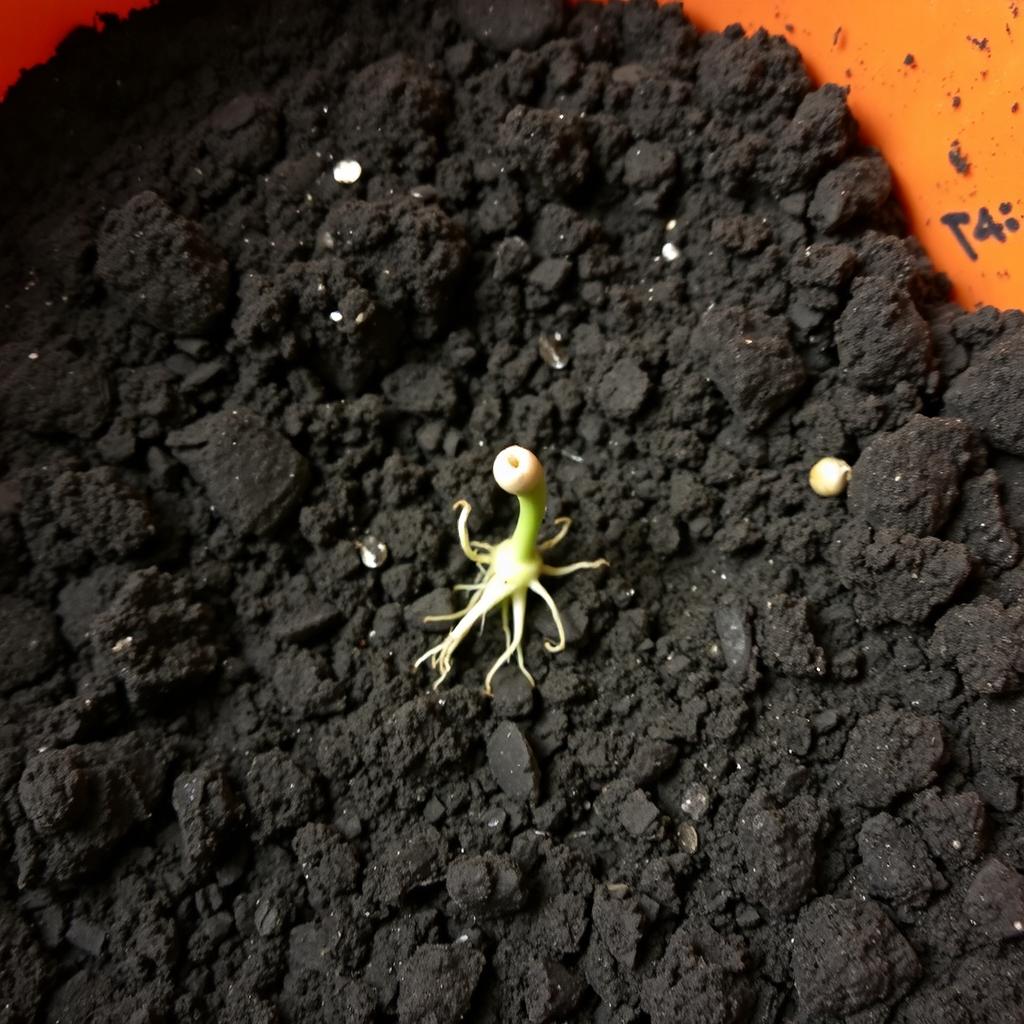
xmin=1 ymin=0 xmax=1020 ymax=310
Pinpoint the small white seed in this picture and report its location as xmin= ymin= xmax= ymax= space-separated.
xmin=809 ymin=456 xmax=852 ymax=497
xmin=493 ymin=445 xmax=544 ymax=495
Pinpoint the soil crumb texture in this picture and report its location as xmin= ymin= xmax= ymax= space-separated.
xmin=2 ymin=1 xmax=1024 ymax=1022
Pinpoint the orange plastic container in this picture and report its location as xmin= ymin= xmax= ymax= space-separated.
xmin=680 ymin=0 xmax=1023 ymax=312
xmin=0 ymin=0 xmax=151 ymax=98
xmin=2 ymin=0 xmax=1020 ymax=310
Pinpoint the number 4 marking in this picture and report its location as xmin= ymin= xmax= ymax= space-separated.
xmin=941 ymin=204 xmax=1020 ymax=262
xmin=974 ymin=206 xmax=1006 ymax=243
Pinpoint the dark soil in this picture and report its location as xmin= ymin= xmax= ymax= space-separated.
xmin=2 ymin=1 xmax=1023 ymax=1022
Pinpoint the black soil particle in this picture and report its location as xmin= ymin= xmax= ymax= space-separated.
xmin=2 ymin=1 xmax=1024 ymax=1022
xmin=949 ymin=138 xmax=972 ymax=175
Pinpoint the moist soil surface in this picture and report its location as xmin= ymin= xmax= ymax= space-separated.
xmin=1 ymin=1 xmax=1024 ymax=1022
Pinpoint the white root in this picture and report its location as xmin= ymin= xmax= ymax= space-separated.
xmin=417 ymin=494 xmax=607 ymax=693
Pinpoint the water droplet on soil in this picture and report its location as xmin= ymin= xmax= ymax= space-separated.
xmin=680 ymin=783 xmax=710 ymax=820
xmin=538 ymin=331 xmax=569 ymax=369
xmin=355 ymin=535 xmax=388 ymax=568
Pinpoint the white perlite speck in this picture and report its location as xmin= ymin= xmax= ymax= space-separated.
xmin=332 ymin=159 xmax=362 ymax=184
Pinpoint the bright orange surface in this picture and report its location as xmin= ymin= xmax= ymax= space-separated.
xmin=1 ymin=0 xmax=1020 ymax=309
xmin=682 ymin=0 xmax=1023 ymax=310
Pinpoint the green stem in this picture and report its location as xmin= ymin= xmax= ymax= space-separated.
xmin=509 ymin=480 xmax=546 ymax=562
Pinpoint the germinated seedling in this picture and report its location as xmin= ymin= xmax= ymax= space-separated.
xmin=416 ymin=445 xmax=608 ymax=694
